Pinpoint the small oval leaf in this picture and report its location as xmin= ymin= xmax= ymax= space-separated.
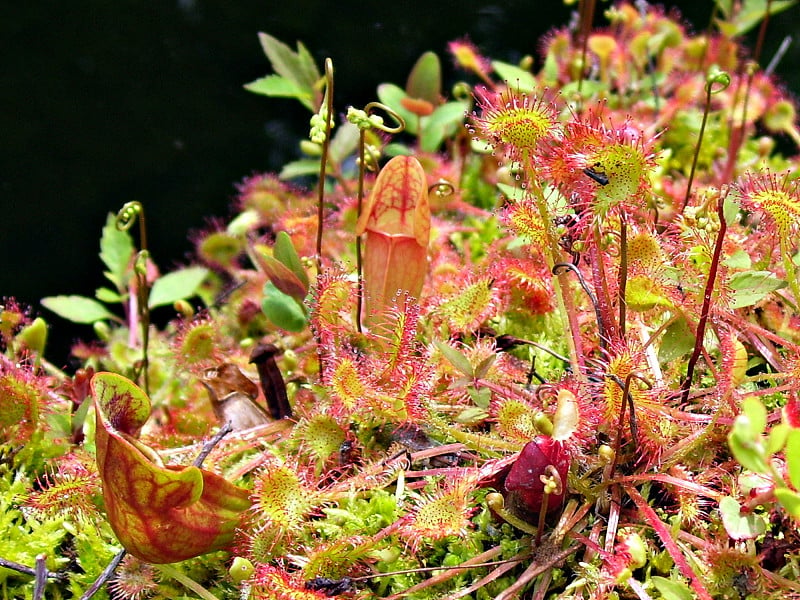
xmin=41 ymin=295 xmax=119 ymax=324
xmin=148 ymin=266 xmax=209 ymax=309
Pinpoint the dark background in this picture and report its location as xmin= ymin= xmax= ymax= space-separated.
xmin=3 ymin=1 xmax=799 ymax=366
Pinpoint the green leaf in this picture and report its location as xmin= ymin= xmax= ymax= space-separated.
xmin=434 ymin=340 xmax=474 ymax=378
xmin=741 ymin=395 xmax=768 ymax=434
xmin=466 ymin=387 xmax=492 ymax=410
xmin=256 ymin=33 xmax=320 ymax=111
xmin=95 ymin=287 xmax=124 ymax=304
xmin=729 ymin=397 xmax=771 ymax=473
xmin=786 ymin=428 xmax=800 ymax=490
xmin=727 ymin=270 xmax=787 ymax=308
xmin=328 ymin=121 xmax=360 ymax=165
xmin=405 ymin=51 xmax=441 ymax=103
xmin=774 ymin=488 xmax=800 ymax=518
xmin=723 ymin=193 xmax=741 ymax=226
xmin=716 ymin=0 xmax=797 ymax=36
xmin=377 ymin=83 xmax=419 ymax=135
xmin=99 ymin=213 xmax=134 ymax=290
xmin=41 ymin=295 xmax=119 ymax=324
xmin=658 ymin=317 xmax=695 ymax=363
xmin=490 ymin=60 xmax=536 ymax=92
xmin=273 ymin=231 xmax=309 ymax=292
xmin=650 ymin=576 xmax=694 ymax=600
xmin=261 ymin=281 xmax=308 ymax=332
xmin=243 ymin=74 xmax=311 ymax=104
xmin=766 ymin=422 xmax=789 ymax=454
xmin=16 ymin=317 xmax=47 ymax=355
xmin=474 ymin=353 xmax=497 ymax=380
xmin=723 ymin=249 xmax=751 ymax=270
xmin=719 ymin=495 xmax=766 ymax=540
xmin=252 ymin=244 xmax=308 ymax=302
xmin=279 ymin=158 xmax=323 ymax=180
xmin=729 ymin=431 xmax=770 ymax=474
xmin=420 ymin=101 xmax=469 ymax=152
xmin=148 ymin=266 xmax=209 ymax=309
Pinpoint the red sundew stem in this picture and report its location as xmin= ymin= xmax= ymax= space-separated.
xmin=680 ymin=189 xmax=729 ymax=404
xmin=624 ymin=485 xmax=714 ymax=600
xmin=681 ymin=86 xmax=714 ymax=213
xmin=617 ymin=216 xmax=628 ymax=338
xmin=591 ymin=224 xmax=616 ymax=348
xmin=753 ymin=0 xmax=773 ymax=66
xmin=720 ymin=65 xmax=756 ymax=186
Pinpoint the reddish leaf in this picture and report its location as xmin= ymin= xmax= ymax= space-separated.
xmin=92 ymin=372 xmax=251 ymax=563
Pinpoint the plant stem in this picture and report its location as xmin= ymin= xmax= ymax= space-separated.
xmin=528 ymin=179 xmax=585 ymax=376
xmin=681 ymin=190 xmax=728 ymax=403
xmin=355 ymin=128 xmax=367 ymax=332
xmin=315 ymin=58 xmax=335 ymax=274
xmin=618 ymin=215 xmax=628 ymax=337
xmin=155 ymin=564 xmax=219 ymax=600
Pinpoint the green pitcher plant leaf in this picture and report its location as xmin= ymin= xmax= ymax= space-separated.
xmin=91 ymin=372 xmax=251 ymax=563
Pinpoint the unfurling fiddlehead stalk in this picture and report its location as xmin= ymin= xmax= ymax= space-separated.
xmin=116 ymin=201 xmax=151 ymax=394
xmin=348 ymin=102 xmax=405 ymax=331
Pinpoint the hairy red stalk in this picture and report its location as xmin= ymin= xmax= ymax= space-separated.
xmin=624 ymin=485 xmax=714 ymax=600
xmin=681 ymin=189 xmax=728 ymax=403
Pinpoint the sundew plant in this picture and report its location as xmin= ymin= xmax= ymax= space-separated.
xmin=5 ymin=1 xmax=800 ymax=599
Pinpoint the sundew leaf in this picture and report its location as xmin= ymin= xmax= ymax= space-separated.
xmin=41 ymin=295 xmax=119 ymax=324
xmin=99 ymin=213 xmax=134 ymax=290
xmin=148 ymin=266 xmax=209 ymax=309
xmin=727 ymin=270 xmax=787 ymax=308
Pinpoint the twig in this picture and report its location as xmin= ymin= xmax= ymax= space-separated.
xmin=0 ymin=556 xmax=67 ymax=582
xmin=33 ymin=555 xmax=47 ymax=600
xmin=80 ymin=549 xmax=127 ymax=600
xmin=193 ymin=421 xmax=233 ymax=467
